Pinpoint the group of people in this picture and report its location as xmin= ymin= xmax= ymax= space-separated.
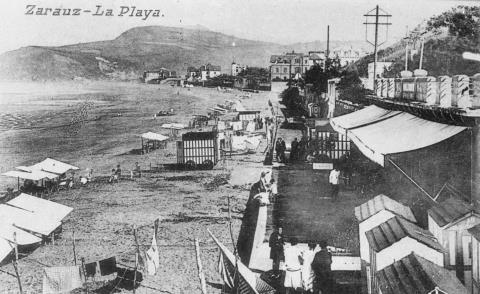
xmin=275 ymin=138 xmax=287 ymax=163
xmin=269 ymin=227 xmax=334 ymax=294
xmin=108 ymin=163 xmax=142 ymax=183
xmin=249 ymin=170 xmax=278 ymax=205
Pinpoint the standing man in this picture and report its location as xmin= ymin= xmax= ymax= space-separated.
xmin=290 ymin=138 xmax=299 ymax=161
xmin=311 ymin=240 xmax=333 ymax=294
xmin=329 ymin=166 xmax=341 ymax=201
xmin=284 ymin=237 xmax=303 ymax=294
xmin=248 ymin=171 xmax=269 ymax=204
xmin=268 ymin=227 xmax=284 ymax=271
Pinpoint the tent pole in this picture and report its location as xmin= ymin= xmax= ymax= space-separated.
xmin=12 ymin=260 xmax=23 ymax=294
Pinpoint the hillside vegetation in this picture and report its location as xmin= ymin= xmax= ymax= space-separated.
xmin=356 ymin=5 xmax=480 ymax=78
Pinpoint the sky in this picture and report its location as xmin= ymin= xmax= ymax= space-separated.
xmin=0 ymin=0 xmax=479 ymax=54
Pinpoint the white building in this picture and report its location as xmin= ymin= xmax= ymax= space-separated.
xmin=366 ymin=216 xmax=445 ymax=294
xmin=428 ymin=197 xmax=480 ymax=291
xmin=331 ymin=48 xmax=366 ymax=67
xmin=231 ymin=62 xmax=247 ymax=76
xmin=200 ymin=64 xmax=221 ymax=81
xmin=355 ymin=194 xmax=417 ymax=263
xmin=376 ymin=253 xmax=468 ymax=294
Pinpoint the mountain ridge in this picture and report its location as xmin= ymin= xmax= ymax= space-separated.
xmin=0 ymin=25 xmax=368 ymax=81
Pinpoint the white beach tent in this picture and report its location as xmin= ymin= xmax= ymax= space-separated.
xmin=2 ymin=170 xmax=58 ymax=182
xmin=30 ymin=158 xmax=79 ymax=175
xmin=0 ymin=204 xmax=61 ymax=237
xmin=7 ymin=193 xmax=73 ymax=222
xmin=140 ymin=132 xmax=169 ymax=142
xmin=0 ymin=238 xmax=13 ymax=264
xmin=0 ymin=223 xmax=42 ymax=246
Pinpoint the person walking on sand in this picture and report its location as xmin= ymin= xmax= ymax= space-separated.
xmin=301 ymin=243 xmax=317 ymax=293
xmin=329 ymin=166 xmax=341 ymax=201
xmin=269 ymin=227 xmax=284 ymax=271
xmin=284 ymin=237 xmax=303 ymax=294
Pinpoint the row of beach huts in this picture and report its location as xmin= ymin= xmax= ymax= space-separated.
xmin=355 ymin=193 xmax=480 ymax=294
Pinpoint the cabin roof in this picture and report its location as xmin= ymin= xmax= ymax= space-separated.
xmin=428 ymin=197 xmax=477 ymax=228
xmin=376 ymin=253 xmax=467 ymax=294
xmin=354 ymin=194 xmax=417 ymax=223
xmin=365 ymin=216 xmax=443 ymax=253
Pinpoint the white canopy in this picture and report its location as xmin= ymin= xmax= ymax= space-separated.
xmin=141 ymin=132 xmax=169 ymax=142
xmin=348 ymin=112 xmax=467 ymax=166
xmin=161 ymin=123 xmax=186 ymax=129
xmin=0 ymin=204 xmax=62 ymax=236
xmin=30 ymin=158 xmax=79 ymax=175
xmin=0 ymin=238 xmax=12 ymax=264
xmin=8 ymin=193 xmax=73 ymax=222
xmin=330 ymin=105 xmax=401 ymax=134
xmin=0 ymin=223 xmax=42 ymax=245
xmin=2 ymin=170 xmax=58 ymax=181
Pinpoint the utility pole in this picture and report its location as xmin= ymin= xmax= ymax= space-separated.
xmin=326 ymin=25 xmax=330 ymax=68
xmin=364 ymin=5 xmax=391 ymax=89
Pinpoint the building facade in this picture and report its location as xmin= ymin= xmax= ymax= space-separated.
xmin=143 ymin=68 xmax=176 ymax=83
xmin=231 ymin=62 xmax=247 ymax=77
xmin=269 ymin=51 xmax=326 ymax=81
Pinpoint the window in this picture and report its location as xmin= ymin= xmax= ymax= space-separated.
xmin=295 ymin=67 xmax=301 ymax=73
xmin=283 ymin=68 xmax=288 ymax=73
xmin=276 ymin=68 xmax=279 ymax=73
xmin=295 ymin=59 xmax=300 ymax=64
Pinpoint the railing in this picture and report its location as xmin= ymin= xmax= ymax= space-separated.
xmin=373 ymin=73 xmax=480 ymax=109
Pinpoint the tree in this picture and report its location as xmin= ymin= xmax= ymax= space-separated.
xmin=279 ymin=86 xmax=306 ymax=117
xmin=427 ymin=6 xmax=480 ymax=39
xmin=304 ymin=58 xmax=342 ymax=95
xmin=336 ymin=64 xmax=371 ymax=104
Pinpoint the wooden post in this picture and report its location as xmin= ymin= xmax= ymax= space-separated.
xmin=72 ymin=230 xmax=77 ymax=265
xmin=194 ymin=239 xmax=208 ymax=294
xmin=12 ymin=260 xmax=23 ymax=294
xmin=81 ymin=257 xmax=88 ymax=294
xmin=13 ymin=232 xmax=18 ymax=261
xmin=133 ymin=252 xmax=138 ymax=294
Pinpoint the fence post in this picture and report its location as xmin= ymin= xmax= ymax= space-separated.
xmin=471 ymin=73 xmax=480 ymax=108
xmin=425 ymin=77 xmax=438 ymax=105
xmin=453 ymin=75 xmax=471 ymax=108
xmin=438 ymin=76 xmax=452 ymax=108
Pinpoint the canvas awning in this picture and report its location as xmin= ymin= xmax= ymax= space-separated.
xmin=7 ymin=193 xmax=73 ymax=222
xmin=0 ymin=238 xmax=12 ymax=264
xmin=30 ymin=158 xmax=79 ymax=175
xmin=330 ymin=105 xmax=401 ymax=135
xmin=347 ymin=112 xmax=467 ymax=166
xmin=0 ymin=223 xmax=42 ymax=246
xmin=140 ymin=132 xmax=169 ymax=142
xmin=0 ymin=204 xmax=62 ymax=236
xmin=2 ymin=170 xmax=59 ymax=181
xmin=208 ymin=230 xmax=275 ymax=294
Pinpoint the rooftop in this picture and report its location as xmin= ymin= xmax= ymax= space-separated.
xmin=428 ymin=197 xmax=477 ymax=228
xmin=354 ymin=194 xmax=417 ymax=223
xmin=365 ymin=216 xmax=443 ymax=253
xmin=376 ymin=253 xmax=467 ymax=294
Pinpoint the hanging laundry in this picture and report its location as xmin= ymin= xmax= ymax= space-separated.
xmin=84 ymin=262 xmax=97 ymax=278
xmin=145 ymin=234 xmax=160 ymax=275
xmin=99 ymin=256 xmax=117 ymax=276
xmin=42 ymin=266 xmax=84 ymax=294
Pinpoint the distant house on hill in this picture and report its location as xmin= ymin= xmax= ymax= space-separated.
xmin=231 ymin=62 xmax=247 ymax=76
xmin=143 ymin=68 xmax=176 ymax=83
xmin=200 ymin=64 xmax=221 ymax=81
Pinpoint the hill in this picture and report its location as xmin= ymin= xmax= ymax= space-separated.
xmin=0 ymin=25 xmax=366 ymax=81
xmin=355 ymin=6 xmax=480 ymax=78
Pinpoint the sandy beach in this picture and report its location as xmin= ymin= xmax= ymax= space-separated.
xmin=0 ymin=81 xmax=283 ymax=293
